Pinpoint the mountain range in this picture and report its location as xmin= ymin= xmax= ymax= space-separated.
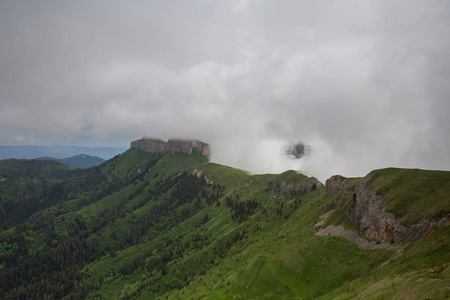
xmin=0 ymin=138 xmax=448 ymax=299
xmin=0 ymin=145 xmax=127 ymax=160
xmin=37 ymin=154 xmax=106 ymax=169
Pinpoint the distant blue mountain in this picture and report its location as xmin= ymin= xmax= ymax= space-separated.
xmin=38 ymin=154 xmax=106 ymax=168
xmin=0 ymin=145 xmax=127 ymax=160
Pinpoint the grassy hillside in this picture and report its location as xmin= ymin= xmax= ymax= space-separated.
xmin=38 ymin=154 xmax=106 ymax=168
xmin=367 ymin=168 xmax=450 ymax=226
xmin=0 ymin=158 xmax=73 ymax=178
xmin=0 ymin=151 xmax=448 ymax=299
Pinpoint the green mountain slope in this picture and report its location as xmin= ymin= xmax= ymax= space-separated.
xmin=0 ymin=158 xmax=73 ymax=178
xmin=367 ymin=168 xmax=450 ymax=225
xmin=38 ymin=154 xmax=106 ymax=168
xmin=0 ymin=148 xmax=448 ymax=299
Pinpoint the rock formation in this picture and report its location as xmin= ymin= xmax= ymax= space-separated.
xmin=324 ymin=175 xmax=352 ymax=196
xmin=130 ymin=138 xmax=210 ymax=157
xmin=295 ymin=178 xmax=322 ymax=194
xmin=409 ymin=214 xmax=450 ymax=239
xmin=350 ymin=177 xmax=407 ymax=242
xmin=166 ymin=139 xmax=210 ymax=156
xmin=265 ymin=177 xmax=322 ymax=197
xmin=192 ymin=169 xmax=213 ymax=185
xmin=325 ymin=175 xmax=407 ymax=242
xmin=130 ymin=138 xmax=166 ymax=154
xmin=324 ymin=173 xmax=449 ymax=243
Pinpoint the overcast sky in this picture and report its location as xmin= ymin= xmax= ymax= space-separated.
xmin=1 ymin=0 xmax=449 ymax=181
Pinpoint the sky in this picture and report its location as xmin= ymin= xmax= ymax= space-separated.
xmin=1 ymin=0 xmax=449 ymax=181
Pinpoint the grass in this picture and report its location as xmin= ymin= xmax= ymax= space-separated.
xmin=326 ymin=261 xmax=450 ymax=300
xmin=367 ymin=168 xmax=450 ymax=226
xmin=325 ymin=168 xmax=450 ymax=230
xmin=198 ymin=163 xmax=250 ymax=188
xmin=104 ymin=148 xmax=158 ymax=175
xmin=0 ymin=159 xmax=71 ymax=178
xmin=2 ymin=149 xmax=449 ymax=300
xmin=154 ymin=185 xmax=393 ymax=300
xmin=159 ymin=151 xmax=209 ymax=170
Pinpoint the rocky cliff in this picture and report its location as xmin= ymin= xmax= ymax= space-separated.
xmin=130 ymin=138 xmax=210 ymax=157
xmin=350 ymin=176 xmax=407 ymax=242
xmin=324 ymin=175 xmax=352 ymax=196
xmin=166 ymin=139 xmax=210 ymax=156
xmin=324 ymin=171 xmax=450 ymax=243
xmin=264 ymin=177 xmax=322 ymax=197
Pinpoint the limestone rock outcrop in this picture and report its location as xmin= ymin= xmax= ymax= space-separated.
xmin=166 ymin=139 xmax=210 ymax=157
xmin=265 ymin=177 xmax=322 ymax=197
xmin=130 ymin=138 xmax=210 ymax=157
xmin=324 ymin=175 xmax=351 ymax=196
xmin=295 ymin=178 xmax=323 ymax=194
xmin=130 ymin=138 xmax=166 ymax=154
xmin=325 ymin=173 xmax=449 ymax=243
xmin=350 ymin=177 xmax=407 ymax=242
xmin=409 ymin=214 xmax=450 ymax=239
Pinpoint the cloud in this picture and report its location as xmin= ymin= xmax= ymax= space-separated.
xmin=1 ymin=0 xmax=449 ymax=181
xmin=14 ymin=133 xmax=35 ymax=144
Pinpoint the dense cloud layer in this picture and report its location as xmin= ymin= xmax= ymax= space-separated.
xmin=1 ymin=1 xmax=449 ymax=181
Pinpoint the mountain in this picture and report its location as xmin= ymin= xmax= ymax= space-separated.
xmin=0 ymin=145 xmax=127 ymax=160
xmin=131 ymin=137 xmax=210 ymax=157
xmin=38 ymin=154 xmax=106 ymax=168
xmin=0 ymin=139 xmax=448 ymax=299
xmin=0 ymin=158 xmax=79 ymax=179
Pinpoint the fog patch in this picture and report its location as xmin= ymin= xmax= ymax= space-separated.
xmin=284 ymin=142 xmax=311 ymax=160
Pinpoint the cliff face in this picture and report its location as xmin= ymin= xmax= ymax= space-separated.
xmin=350 ymin=177 xmax=407 ymax=242
xmin=264 ymin=177 xmax=322 ymax=197
xmin=130 ymin=138 xmax=210 ymax=157
xmin=324 ymin=175 xmax=351 ymax=196
xmin=130 ymin=138 xmax=166 ymax=154
xmin=166 ymin=139 xmax=210 ymax=157
xmin=325 ymin=173 xmax=449 ymax=242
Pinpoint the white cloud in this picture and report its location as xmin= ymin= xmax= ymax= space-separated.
xmin=14 ymin=133 xmax=35 ymax=144
xmin=1 ymin=0 xmax=449 ymax=181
